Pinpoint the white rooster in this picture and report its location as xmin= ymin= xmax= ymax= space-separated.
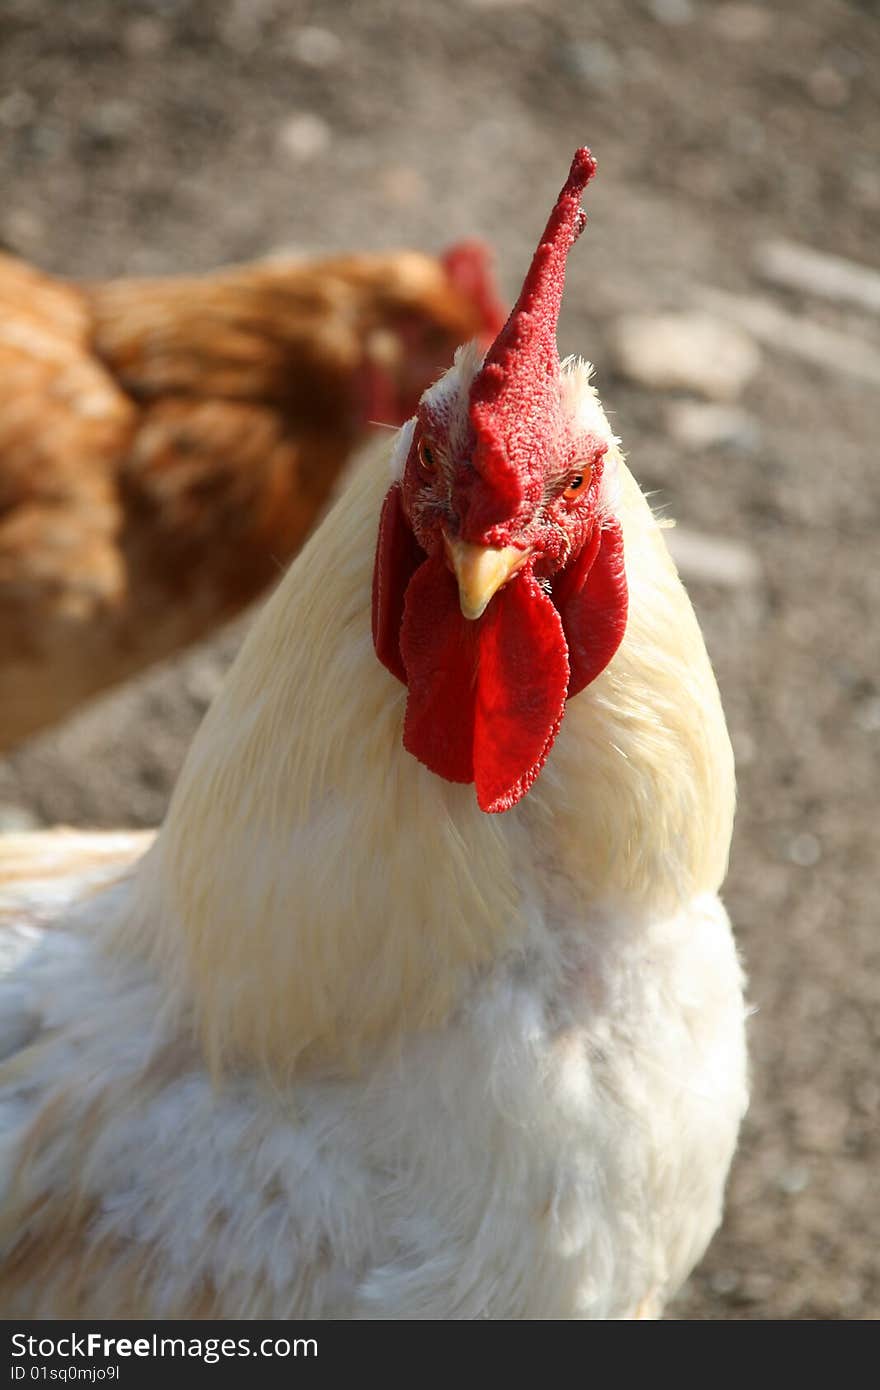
xmin=0 ymin=149 xmax=747 ymax=1319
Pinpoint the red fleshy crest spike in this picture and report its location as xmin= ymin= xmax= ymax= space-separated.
xmin=465 ymin=148 xmax=597 ymax=535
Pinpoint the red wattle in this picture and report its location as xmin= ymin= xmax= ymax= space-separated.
xmin=371 ymin=484 xmax=426 ymax=684
xmin=398 ymin=557 xmax=570 ymax=813
xmin=472 ymin=568 xmax=570 ymax=813
xmin=552 ymin=520 xmax=628 ymax=697
xmin=400 ymin=554 xmax=477 ymax=785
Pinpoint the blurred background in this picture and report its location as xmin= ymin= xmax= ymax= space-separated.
xmin=0 ymin=0 xmax=877 ymax=1319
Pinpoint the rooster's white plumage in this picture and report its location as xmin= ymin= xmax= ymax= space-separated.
xmin=0 ymin=150 xmax=747 ymax=1319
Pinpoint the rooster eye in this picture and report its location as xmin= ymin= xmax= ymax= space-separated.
xmin=563 ymin=465 xmax=592 ymax=501
xmin=418 ymin=437 xmax=437 ymax=473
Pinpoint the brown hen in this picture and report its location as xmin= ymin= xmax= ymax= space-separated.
xmin=0 ymin=242 xmax=502 ymax=748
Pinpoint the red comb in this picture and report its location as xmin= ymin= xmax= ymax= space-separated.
xmin=465 ymin=147 xmax=597 ymax=534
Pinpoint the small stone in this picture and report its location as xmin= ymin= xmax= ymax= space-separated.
xmin=727 ymin=112 xmax=766 ymax=157
xmin=786 ymin=832 xmax=821 ymax=868
xmin=666 ymin=527 xmax=762 ymax=588
xmin=776 ymin=1165 xmax=810 ymax=1195
xmin=183 ymin=661 xmax=226 ymax=710
xmin=558 ymin=40 xmax=621 ymax=90
xmin=277 ymin=113 xmax=331 ymax=162
xmin=30 ymin=124 xmax=64 ymax=157
xmin=830 ymin=661 xmax=862 ymax=691
xmin=220 ymin=2 xmax=265 ymax=54
xmin=855 ymin=696 xmax=880 ymax=733
xmin=0 ymin=803 xmax=40 ymax=833
xmin=731 ymin=729 xmax=756 ymax=768
xmin=646 ymin=0 xmax=694 ymax=25
xmin=710 ymin=1269 xmax=741 ymax=1296
xmin=629 ymin=46 xmax=661 ymax=82
xmin=831 ymin=47 xmax=863 ymax=80
xmin=755 ymin=239 xmax=880 ymax=316
xmin=807 ymin=66 xmax=849 ymax=109
xmin=2 ymin=207 xmax=44 ymax=246
xmin=289 ymin=26 xmax=342 ymax=67
xmin=85 ymin=100 xmax=137 ymax=143
xmin=610 ymin=312 xmax=761 ymax=402
xmin=851 ymin=167 xmax=880 ymax=212
xmin=378 ymin=165 xmax=428 ymax=207
xmin=739 ymin=1271 xmax=775 ymax=1304
xmin=712 ymin=4 xmax=773 ymax=42
xmin=123 ymin=16 xmax=169 ymax=56
xmin=664 ymin=401 xmax=760 ymax=452
xmin=696 ymin=285 xmax=880 ymax=388
xmin=0 ymin=89 xmax=35 ymax=129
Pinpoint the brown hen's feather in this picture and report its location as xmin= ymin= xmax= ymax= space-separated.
xmin=0 ymin=245 xmax=502 ymax=749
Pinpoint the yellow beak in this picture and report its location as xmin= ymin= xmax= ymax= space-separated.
xmin=443 ymin=535 xmax=530 ymax=621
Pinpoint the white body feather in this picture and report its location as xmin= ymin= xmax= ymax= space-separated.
xmin=0 ymin=358 xmax=748 ymax=1319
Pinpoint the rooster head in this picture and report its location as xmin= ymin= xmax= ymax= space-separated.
xmin=372 ymin=148 xmax=628 ymax=813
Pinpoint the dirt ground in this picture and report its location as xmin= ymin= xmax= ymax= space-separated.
xmin=1 ymin=0 xmax=878 ymax=1320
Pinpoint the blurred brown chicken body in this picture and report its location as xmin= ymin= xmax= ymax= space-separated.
xmin=0 ymin=244 xmax=501 ymax=748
